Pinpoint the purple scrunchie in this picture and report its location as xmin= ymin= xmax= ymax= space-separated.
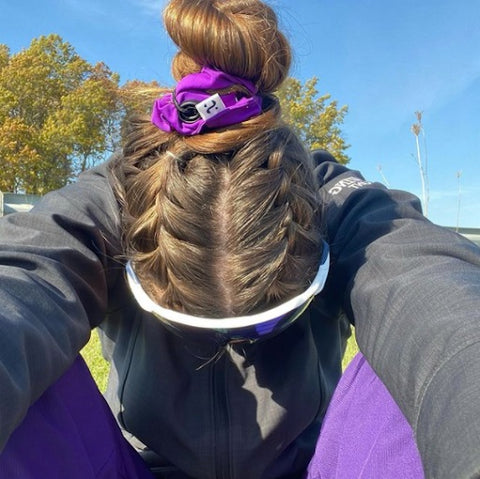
xmin=151 ymin=66 xmax=263 ymax=135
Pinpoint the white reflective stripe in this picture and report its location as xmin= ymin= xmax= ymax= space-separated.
xmin=126 ymin=241 xmax=330 ymax=330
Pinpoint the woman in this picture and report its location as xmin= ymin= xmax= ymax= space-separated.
xmin=0 ymin=0 xmax=479 ymax=478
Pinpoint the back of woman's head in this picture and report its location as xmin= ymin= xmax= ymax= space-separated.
xmin=111 ymin=0 xmax=324 ymax=318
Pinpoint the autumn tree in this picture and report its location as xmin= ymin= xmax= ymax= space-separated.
xmin=118 ymin=76 xmax=351 ymax=163
xmin=0 ymin=45 xmax=9 ymax=71
xmin=117 ymin=79 xmax=162 ymax=141
xmin=0 ymin=34 xmax=350 ymax=193
xmin=0 ymin=34 xmax=121 ymax=193
xmin=277 ymin=77 xmax=349 ymax=164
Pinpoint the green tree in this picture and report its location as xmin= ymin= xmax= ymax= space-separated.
xmin=0 ymin=45 xmax=9 ymax=71
xmin=277 ymin=77 xmax=350 ymax=164
xmin=1 ymin=34 xmax=350 ymax=193
xmin=45 ymin=62 xmax=121 ymax=174
xmin=0 ymin=118 xmax=41 ymax=192
xmin=117 ymin=79 xmax=162 ymax=143
xmin=0 ymin=34 xmax=120 ymax=193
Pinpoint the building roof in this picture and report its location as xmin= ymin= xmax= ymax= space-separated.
xmin=0 ymin=192 xmax=41 ymax=216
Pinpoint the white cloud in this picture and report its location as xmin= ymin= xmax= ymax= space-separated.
xmin=63 ymin=0 xmax=109 ymax=19
xmin=127 ymin=0 xmax=166 ymax=17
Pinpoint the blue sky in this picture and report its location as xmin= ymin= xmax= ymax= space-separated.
xmin=2 ymin=0 xmax=479 ymax=227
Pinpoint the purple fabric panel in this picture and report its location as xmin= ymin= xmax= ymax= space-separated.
xmin=306 ymin=353 xmax=424 ymax=479
xmin=151 ymin=66 xmax=262 ymax=135
xmin=0 ymin=357 xmax=154 ymax=479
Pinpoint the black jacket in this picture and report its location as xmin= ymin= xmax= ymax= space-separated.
xmin=0 ymin=152 xmax=479 ymax=478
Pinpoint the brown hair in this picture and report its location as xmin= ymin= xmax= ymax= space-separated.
xmin=110 ymin=0 xmax=323 ymax=317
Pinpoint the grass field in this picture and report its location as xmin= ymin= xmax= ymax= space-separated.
xmin=342 ymin=331 xmax=359 ymax=369
xmin=81 ymin=329 xmax=360 ymax=392
xmin=80 ymin=330 xmax=110 ymax=392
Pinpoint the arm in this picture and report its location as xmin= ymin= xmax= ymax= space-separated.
xmin=0 ymin=161 xmax=123 ymax=450
xmin=314 ymin=151 xmax=480 ymax=479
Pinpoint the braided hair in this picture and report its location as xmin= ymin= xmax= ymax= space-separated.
xmin=110 ymin=0 xmax=323 ymax=318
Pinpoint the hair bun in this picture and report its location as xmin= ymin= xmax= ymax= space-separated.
xmin=163 ymin=0 xmax=291 ymax=94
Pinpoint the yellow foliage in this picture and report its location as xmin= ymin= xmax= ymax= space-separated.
xmin=0 ymin=35 xmax=351 ymax=193
xmin=0 ymin=35 xmax=121 ymax=193
xmin=277 ymin=77 xmax=350 ymax=164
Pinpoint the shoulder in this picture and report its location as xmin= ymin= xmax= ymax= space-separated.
xmin=28 ymin=155 xmax=123 ymax=254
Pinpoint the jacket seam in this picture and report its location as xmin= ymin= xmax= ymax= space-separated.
xmin=118 ymin=317 xmax=142 ymax=430
xmin=414 ymin=338 xmax=480 ymax=432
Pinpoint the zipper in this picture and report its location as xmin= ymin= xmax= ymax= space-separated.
xmin=211 ymin=350 xmax=231 ymax=479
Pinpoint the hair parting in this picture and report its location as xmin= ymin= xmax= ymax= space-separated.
xmin=109 ymin=0 xmax=324 ymax=318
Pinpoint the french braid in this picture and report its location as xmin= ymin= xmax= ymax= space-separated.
xmin=110 ymin=0 xmax=324 ymax=318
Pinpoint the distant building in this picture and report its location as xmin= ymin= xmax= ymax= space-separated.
xmin=0 ymin=192 xmax=41 ymax=216
xmin=449 ymin=227 xmax=480 ymax=248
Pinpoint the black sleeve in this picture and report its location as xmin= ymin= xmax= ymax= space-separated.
xmin=0 ymin=162 xmax=123 ymax=451
xmin=314 ymin=150 xmax=480 ymax=479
